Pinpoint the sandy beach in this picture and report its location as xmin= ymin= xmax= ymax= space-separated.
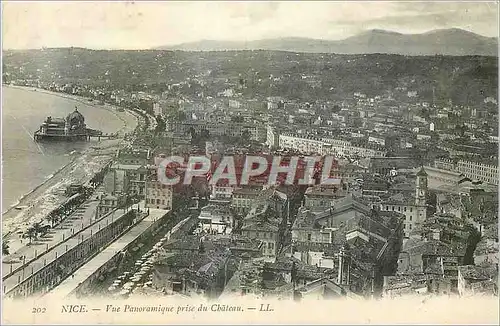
xmin=2 ymin=86 xmax=139 ymax=245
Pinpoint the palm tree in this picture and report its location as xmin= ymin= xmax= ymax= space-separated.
xmin=2 ymin=240 xmax=10 ymax=256
xmin=26 ymin=227 xmax=37 ymax=244
xmin=32 ymin=222 xmax=43 ymax=237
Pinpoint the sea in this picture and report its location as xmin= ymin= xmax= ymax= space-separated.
xmin=1 ymin=86 xmax=127 ymax=211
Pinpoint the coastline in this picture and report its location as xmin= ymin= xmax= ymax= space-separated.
xmin=2 ymin=85 xmax=139 ymax=239
xmin=5 ymin=84 xmax=138 ymax=137
xmin=2 ymin=155 xmax=80 ymax=216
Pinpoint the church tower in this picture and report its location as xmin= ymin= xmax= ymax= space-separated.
xmin=415 ymin=167 xmax=428 ymax=223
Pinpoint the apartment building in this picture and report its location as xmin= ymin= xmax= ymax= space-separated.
xmin=435 ymin=158 xmax=499 ymax=185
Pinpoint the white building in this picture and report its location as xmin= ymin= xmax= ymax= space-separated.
xmin=456 ymin=160 xmax=498 ymax=185
xmin=266 ymin=124 xmax=280 ymax=148
xmin=279 ymin=133 xmax=325 ymax=154
xmin=379 ymin=167 xmax=428 ymax=237
xmin=435 ymin=159 xmax=499 ymax=186
xmin=322 ymin=138 xmax=386 ymax=158
xmin=145 ymin=180 xmax=173 ymax=210
xmin=276 ymin=133 xmax=386 ymax=158
xmin=198 ymin=204 xmax=233 ymax=234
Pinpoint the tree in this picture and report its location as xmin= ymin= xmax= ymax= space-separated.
xmin=241 ymin=129 xmax=251 ymax=144
xmin=33 ymin=222 xmax=44 ymax=237
xmin=476 ymin=199 xmax=498 ymax=225
xmin=463 ymin=222 xmax=482 ymax=265
xmin=155 ymin=115 xmax=166 ymax=135
xmin=188 ymin=126 xmax=197 ymax=139
xmin=200 ymin=128 xmax=210 ymax=140
xmin=2 ymin=240 xmax=9 ymax=255
xmin=420 ymin=108 xmax=430 ymax=120
xmin=26 ymin=227 xmax=37 ymax=244
xmin=46 ymin=213 xmax=59 ymax=228
xmin=454 ymin=124 xmax=467 ymax=137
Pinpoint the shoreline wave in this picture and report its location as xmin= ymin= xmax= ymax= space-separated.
xmin=2 ymin=157 xmax=78 ymax=215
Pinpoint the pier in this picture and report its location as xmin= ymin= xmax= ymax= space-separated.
xmin=32 ymin=108 xmax=116 ymax=142
xmin=33 ymin=131 xmax=117 ymax=142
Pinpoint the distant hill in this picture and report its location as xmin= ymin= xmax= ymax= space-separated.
xmin=4 ymin=48 xmax=497 ymax=107
xmin=157 ymin=28 xmax=498 ymax=56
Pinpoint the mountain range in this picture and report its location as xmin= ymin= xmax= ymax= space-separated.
xmin=156 ymin=28 xmax=498 ymax=56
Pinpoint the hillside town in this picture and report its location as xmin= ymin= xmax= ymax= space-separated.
xmin=2 ymin=48 xmax=498 ymax=301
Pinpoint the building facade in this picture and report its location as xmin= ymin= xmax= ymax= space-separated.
xmin=145 ymin=180 xmax=173 ymax=210
xmin=379 ymin=168 xmax=428 ymax=237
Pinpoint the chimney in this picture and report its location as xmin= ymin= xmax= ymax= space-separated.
xmin=337 ymin=247 xmax=344 ymax=284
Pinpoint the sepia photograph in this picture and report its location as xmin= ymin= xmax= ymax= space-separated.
xmin=1 ymin=1 xmax=499 ymax=324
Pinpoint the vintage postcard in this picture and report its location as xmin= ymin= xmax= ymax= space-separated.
xmin=1 ymin=1 xmax=499 ymax=324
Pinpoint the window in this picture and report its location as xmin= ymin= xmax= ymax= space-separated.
xmin=404 ymin=207 xmax=407 ymax=212
xmin=307 ymin=233 xmax=312 ymax=241
xmin=392 ymin=206 xmax=395 ymax=211
xmin=410 ymin=208 xmax=413 ymax=212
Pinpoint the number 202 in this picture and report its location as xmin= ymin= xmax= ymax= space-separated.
xmin=32 ymin=307 xmax=46 ymax=313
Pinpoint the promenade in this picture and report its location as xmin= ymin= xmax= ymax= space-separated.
xmin=2 ymin=205 xmax=137 ymax=295
xmin=46 ymin=207 xmax=170 ymax=299
xmin=2 ymin=200 xmax=100 ymax=278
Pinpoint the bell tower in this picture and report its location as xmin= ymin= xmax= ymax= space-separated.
xmin=415 ymin=166 xmax=428 ymax=222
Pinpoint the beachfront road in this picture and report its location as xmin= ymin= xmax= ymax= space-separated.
xmin=2 ymin=205 xmax=139 ymax=295
xmin=2 ymin=199 xmax=100 ymax=279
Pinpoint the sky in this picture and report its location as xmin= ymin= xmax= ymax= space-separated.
xmin=2 ymin=1 xmax=499 ymax=50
